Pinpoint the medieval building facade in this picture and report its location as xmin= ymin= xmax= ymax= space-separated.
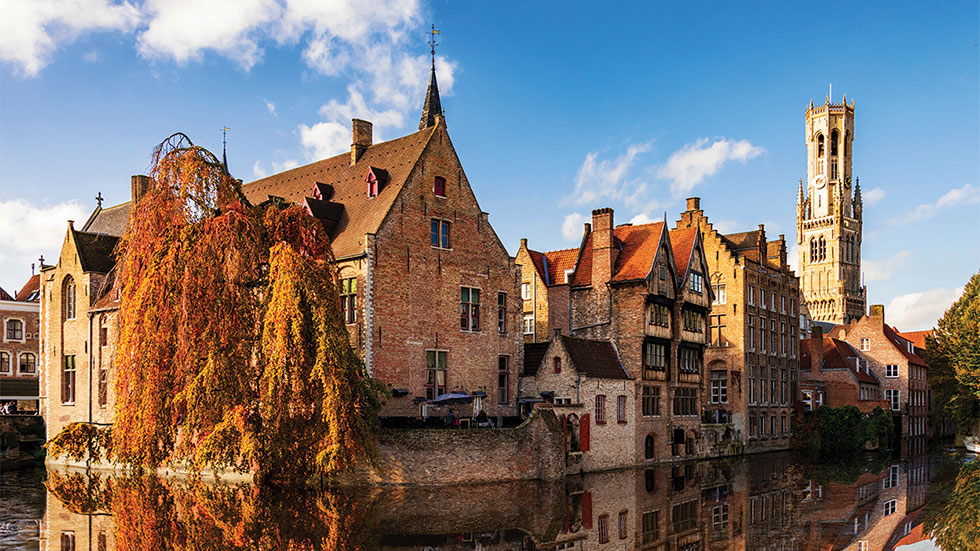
xmin=0 ymin=273 xmax=42 ymax=412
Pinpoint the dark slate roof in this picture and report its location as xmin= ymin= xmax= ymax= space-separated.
xmin=82 ymin=202 xmax=131 ymax=237
xmin=562 ymin=336 xmax=630 ymax=380
xmin=0 ymin=287 xmax=12 ymax=301
xmin=418 ymin=63 xmax=443 ymax=130
xmin=523 ymin=342 xmax=550 ymax=377
xmin=721 ymin=230 xmax=760 ymax=251
xmin=73 ymin=230 xmax=119 ymax=274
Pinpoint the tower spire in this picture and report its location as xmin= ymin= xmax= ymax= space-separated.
xmin=221 ymin=126 xmax=230 ymax=174
xmin=419 ymin=25 xmax=443 ymax=130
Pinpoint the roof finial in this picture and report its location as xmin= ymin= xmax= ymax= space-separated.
xmin=95 ymin=191 xmax=103 ymax=208
xmin=221 ymin=126 xmax=230 ymax=174
xmin=428 ymin=24 xmax=439 ymax=68
xmin=829 ymin=82 xmax=832 ymax=103
xmin=418 ymin=25 xmax=444 ymax=130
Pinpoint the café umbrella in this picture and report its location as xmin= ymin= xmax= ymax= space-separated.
xmin=426 ymin=392 xmax=474 ymax=406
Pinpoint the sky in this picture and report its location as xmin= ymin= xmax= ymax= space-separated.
xmin=0 ymin=0 xmax=977 ymax=331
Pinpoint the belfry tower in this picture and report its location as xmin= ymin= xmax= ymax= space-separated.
xmin=796 ymin=91 xmax=866 ymax=323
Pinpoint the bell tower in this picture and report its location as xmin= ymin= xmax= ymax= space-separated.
xmin=796 ymin=89 xmax=865 ymax=323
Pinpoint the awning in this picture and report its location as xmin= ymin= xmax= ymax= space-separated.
xmin=427 ymin=392 xmax=474 ymax=406
xmin=0 ymin=379 xmax=39 ymax=400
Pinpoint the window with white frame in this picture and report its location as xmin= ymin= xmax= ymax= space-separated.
xmin=19 ymin=352 xmax=36 ymax=374
xmin=747 ymin=285 xmax=755 ymax=305
xmin=340 ymin=277 xmax=357 ymax=324
xmin=522 ymin=314 xmax=533 ymax=335
xmin=760 ymin=290 xmax=766 ymax=309
xmin=885 ymin=389 xmax=900 ymax=411
xmin=712 ymin=284 xmax=726 ymax=305
xmin=521 ymin=282 xmax=531 ymax=300
xmin=860 ymin=338 xmax=870 ymax=351
xmin=710 ymin=370 xmax=727 ymax=404
xmin=0 ymin=351 xmax=9 ymax=373
xmin=425 ymin=350 xmax=448 ymax=399
xmin=883 ymin=499 xmax=897 ymax=516
xmin=802 ymin=390 xmax=814 ymax=411
xmin=430 ymin=218 xmax=450 ymax=249
xmin=770 ymin=291 xmax=776 ymax=311
xmin=886 ymin=364 xmax=899 ymax=378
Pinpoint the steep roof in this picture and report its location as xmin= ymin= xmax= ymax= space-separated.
xmin=668 ymin=227 xmax=698 ymax=281
xmin=523 ymin=342 xmax=551 ymax=376
xmin=562 ymin=336 xmax=630 ymax=380
xmin=571 ymin=222 xmax=666 ymax=286
xmin=897 ymin=329 xmax=933 ymax=351
xmin=73 ymin=230 xmax=119 ymax=274
xmin=721 ymin=229 xmax=761 ymax=251
xmin=82 ymin=202 xmax=131 ymax=236
xmin=884 ymin=324 xmax=928 ymax=367
xmin=544 ymin=248 xmax=578 ymax=285
xmin=526 ymin=249 xmax=549 ymax=284
xmin=0 ymin=287 xmax=12 ymax=301
xmin=242 ymin=126 xmax=437 ymax=258
xmin=418 ymin=62 xmax=444 ymax=130
xmin=14 ymin=275 xmax=40 ymax=302
xmin=801 ymin=336 xmax=878 ymax=384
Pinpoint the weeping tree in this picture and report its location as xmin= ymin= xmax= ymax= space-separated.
xmin=110 ymin=133 xmax=384 ymax=480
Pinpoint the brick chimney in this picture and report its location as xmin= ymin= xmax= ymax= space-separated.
xmin=131 ymin=175 xmax=151 ymax=203
xmin=591 ymin=208 xmax=616 ymax=285
xmin=677 ymin=196 xmax=704 ymax=229
xmin=757 ymin=224 xmax=767 ymax=261
xmin=351 ymin=119 xmax=373 ymax=165
xmin=869 ymin=304 xmax=885 ymax=328
xmin=809 ymin=324 xmax=824 ymax=370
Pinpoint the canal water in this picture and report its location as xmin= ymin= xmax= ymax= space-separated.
xmin=1 ymin=450 xmax=975 ymax=551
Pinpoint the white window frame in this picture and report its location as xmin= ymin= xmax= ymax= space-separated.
xmin=712 ymin=284 xmax=726 ymax=305
xmin=521 ymin=282 xmax=531 ymax=300
xmin=886 ymin=364 xmax=899 ymax=378
xmin=883 ymin=499 xmax=897 ymax=516
xmin=522 ymin=313 xmax=534 ymax=335
xmin=860 ymin=338 xmax=870 ymax=351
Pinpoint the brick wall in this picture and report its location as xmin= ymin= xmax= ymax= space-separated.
xmin=0 ymin=298 xmax=40 ymax=410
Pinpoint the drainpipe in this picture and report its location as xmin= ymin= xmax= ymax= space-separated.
xmin=575 ymin=374 xmax=581 ymax=404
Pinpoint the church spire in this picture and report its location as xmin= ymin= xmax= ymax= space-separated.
xmin=418 ymin=25 xmax=444 ymax=130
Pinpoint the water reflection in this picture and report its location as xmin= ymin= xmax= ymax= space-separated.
xmin=25 ymin=452 xmax=977 ymax=551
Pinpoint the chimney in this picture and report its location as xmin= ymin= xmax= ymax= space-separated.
xmin=810 ymin=324 xmax=824 ymax=371
xmin=869 ymin=304 xmax=885 ymax=328
xmin=520 ymin=238 xmax=528 ymax=249
xmin=351 ymin=119 xmax=373 ymax=165
xmin=778 ymin=234 xmax=787 ymax=267
xmin=131 ymin=175 xmax=151 ymax=203
xmin=758 ymin=224 xmax=767 ymax=260
xmin=686 ymin=197 xmax=701 ymax=211
xmin=591 ymin=208 xmax=616 ymax=285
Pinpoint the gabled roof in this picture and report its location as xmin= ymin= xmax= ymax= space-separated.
xmin=544 ymin=248 xmax=579 ymax=285
xmin=721 ymin=229 xmax=761 ymax=251
xmin=73 ymin=230 xmax=119 ymax=274
xmin=571 ymin=222 xmax=667 ymax=286
xmin=523 ymin=342 xmax=551 ymax=376
xmin=0 ymin=287 xmax=12 ymax=301
xmin=884 ymin=324 xmax=928 ymax=367
xmin=801 ymin=336 xmax=878 ymax=384
xmin=526 ymin=249 xmax=549 ymax=284
xmin=668 ymin=227 xmax=698 ymax=282
xmin=897 ymin=329 xmax=933 ymax=351
xmin=82 ymin=202 xmax=131 ymax=237
xmin=242 ymin=126 xmax=437 ymax=258
xmin=561 ymin=336 xmax=630 ymax=380
xmin=15 ymin=275 xmax=40 ymax=302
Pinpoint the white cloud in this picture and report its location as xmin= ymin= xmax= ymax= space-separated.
xmin=252 ymin=160 xmax=268 ymax=178
xmin=562 ymin=212 xmax=588 ymax=242
xmin=265 ymin=100 xmax=277 ymax=116
xmin=711 ymin=219 xmax=740 ymax=234
xmin=787 ymin=242 xmax=799 ymax=273
xmin=862 ymin=186 xmax=885 ymax=206
xmin=82 ymin=50 xmax=99 ymax=62
xmin=629 ymin=212 xmax=656 ymax=225
xmin=894 ymin=184 xmax=980 ymax=226
xmin=299 ymin=120 xmax=349 ymax=160
xmin=657 ymin=138 xmax=764 ymax=197
xmin=886 ymin=286 xmax=965 ymax=332
xmin=253 ymin=158 xmax=298 ymax=178
xmin=564 ymin=143 xmax=652 ymax=207
xmin=0 ymin=0 xmax=140 ymax=77
xmin=863 ymin=250 xmax=911 ymax=282
xmin=0 ymin=198 xmax=88 ymax=291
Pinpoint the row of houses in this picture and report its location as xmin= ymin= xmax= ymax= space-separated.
xmin=32 ymin=70 xmax=935 ymax=472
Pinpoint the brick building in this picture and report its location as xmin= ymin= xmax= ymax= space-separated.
xmin=799 ymin=327 xmax=886 ymax=414
xmin=827 ymin=305 xmax=929 ymax=454
xmin=515 ymin=240 xmax=576 ymax=342
xmin=0 ymin=273 xmax=41 ymax=412
xmin=675 ymin=197 xmax=801 ymax=455
xmin=519 ymin=207 xmax=712 ymax=463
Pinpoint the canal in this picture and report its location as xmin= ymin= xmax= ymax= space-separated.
xmin=1 ymin=450 xmax=975 ymax=550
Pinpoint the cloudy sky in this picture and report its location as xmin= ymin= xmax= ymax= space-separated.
xmin=1 ymin=1 xmax=977 ymax=330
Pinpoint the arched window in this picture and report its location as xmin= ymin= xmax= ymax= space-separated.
xmin=63 ymin=276 xmax=76 ymax=320
xmin=817 ymin=134 xmax=825 ymax=158
xmin=644 ymin=468 xmax=656 ymax=492
xmin=5 ymin=319 xmax=23 ymax=340
xmin=831 ymin=130 xmax=839 ymax=156
xmin=19 ymin=352 xmax=36 ymax=374
xmin=818 ymin=237 xmax=826 ymax=262
xmin=809 ymin=238 xmax=816 ymax=262
xmin=645 ymin=434 xmax=656 ymax=459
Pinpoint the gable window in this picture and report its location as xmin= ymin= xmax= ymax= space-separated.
xmin=521 ymin=282 xmax=531 ymax=300
xmin=659 ymin=265 xmax=667 ymax=280
xmin=6 ymin=319 xmax=23 ymax=341
xmin=368 ymin=175 xmax=379 ymax=197
xmin=642 ymin=386 xmax=661 ymax=416
xmin=595 ymin=395 xmax=606 ymax=424
xmin=860 ymin=338 xmax=870 ymax=351
xmin=712 ymin=284 xmax=726 ymax=305
xmin=649 ymin=304 xmax=669 ymax=327
xmin=425 ymin=350 xmax=447 ymax=399
xmin=430 ymin=219 xmax=450 ymax=249
xmin=19 ymin=352 xmax=36 ymax=374
xmin=689 ymin=272 xmax=703 ymax=293
xmin=497 ymin=292 xmax=507 ymax=333
xmin=679 ymin=348 xmax=701 ymax=374
xmin=62 ymin=355 xmax=76 ymax=404
xmin=710 ymin=370 xmax=727 ymax=404
xmin=340 ymin=277 xmax=357 ymax=324
xmin=433 ymin=176 xmax=446 ymax=197
xmin=617 ymin=395 xmax=627 ymax=423
xmin=883 ymin=499 xmax=897 ymax=516
xmin=63 ymin=276 xmax=76 ymax=320
xmin=682 ymin=310 xmax=703 ymax=333
xmin=553 ymin=357 xmax=561 ymax=374
xmin=886 ymin=364 xmax=899 ymax=378
xmin=498 ymin=356 xmax=509 ymax=404
xmin=644 ymin=342 xmax=666 ymax=372
xmin=0 ymin=352 xmax=8 ymax=373
xmin=460 ymin=287 xmax=480 ymax=331
xmin=522 ymin=314 xmax=533 ymax=335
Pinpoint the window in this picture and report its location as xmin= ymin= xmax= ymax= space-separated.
xmin=523 ymin=314 xmax=533 ymax=335
xmin=689 ymin=272 xmax=703 ymax=293
xmin=521 ymin=282 xmax=531 ymax=300
xmin=0 ymin=352 xmax=8 ymax=373
xmin=749 ymin=416 xmax=756 ymax=437
xmin=425 ymin=350 xmax=447 ymax=399
xmin=760 ymin=317 xmax=767 ymax=354
xmin=884 ymin=464 xmax=900 ymax=488
xmin=430 ymin=219 xmax=450 ymax=249
xmin=617 ymin=395 xmax=627 ymax=423
xmin=642 ymin=386 xmax=661 ymax=416
xmin=642 ymin=511 xmax=660 ymax=544
xmin=831 ymin=130 xmax=839 ymax=156
xmin=63 ymin=276 xmax=76 ymax=320
xmin=859 ymin=542 xmax=869 ymax=551
xmin=803 ymin=390 xmax=813 ymax=411
xmin=659 ymin=265 xmax=667 ymax=280
xmin=760 ymin=290 xmax=766 ymax=309
xmin=885 ymin=389 xmax=900 ymax=411
xmin=781 ymin=323 xmax=787 ymax=356
xmin=860 ymin=338 xmax=870 ymax=351
xmin=61 ymin=532 xmax=76 ymax=551
xmin=497 ymin=292 xmax=507 ymax=333
xmin=709 ymin=314 xmax=726 ymax=346
xmin=712 ymin=504 xmax=729 ymax=532
xmin=98 ymin=368 xmax=108 ymax=407
xmin=817 ymin=134 xmax=825 ymax=157
xmin=883 ymin=499 xmax=897 ymax=516
xmin=886 ymin=364 xmax=899 ymax=378
xmin=682 ymin=310 xmax=703 ymax=332
xmin=618 ymin=511 xmax=628 ymax=540
xmin=98 ymin=532 xmax=107 ymax=551
xmin=781 ymin=295 xmax=786 ymax=314
xmin=748 ymin=365 xmax=756 ymax=404
xmin=781 ymin=415 xmax=786 ymax=435
xmin=712 ymin=284 xmax=726 ymax=305
xmin=672 ymin=500 xmax=698 ymax=532
xmin=791 ymin=298 xmax=797 ymax=316
xmin=760 ymin=415 xmax=766 ymax=436
xmin=771 ymin=416 xmax=776 ymax=436
xmin=595 ymin=395 xmax=606 ymax=424
xmin=597 ymin=514 xmax=609 ymax=543
xmin=6 ymin=319 xmax=23 ymax=340
xmin=19 ymin=352 xmax=36 ymax=374
xmin=553 ymin=357 xmax=561 ymax=374
xmin=498 ymin=356 xmax=509 ymax=404
xmin=62 ymin=355 xmax=76 ymax=404
xmin=679 ymin=348 xmax=700 ymax=374
xmin=770 ymin=319 xmax=777 ymax=356
xmin=644 ymin=342 xmax=666 ymax=372
xmin=710 ymin=370 xmax=727 ymax=404
xmin=747 ymin=285 xmax=755 ymax=305
xmin=460 ymin=287 xmax=480 ymax=331
xmin=368 ymin=174 xmax=379 ymax=197
xmin=748 ymin=315 xmax=755 ymax=350
xmin=770 ymin=291 xmax=776 ymax=311
xmin=433 ymin=176 xmax=446 ymax=197
xmin=673 ymin=387 xmax=697 ymax=416
xmin=781 ymin=369 xmax=787 ymax=404
xmin=340 ymin=277 xmax=357 ymax=324
xmin=649 ymin=304 xmax=669 ymax=327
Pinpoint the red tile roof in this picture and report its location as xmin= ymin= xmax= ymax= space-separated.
xmin=884 ymin=324 xmax=929 ymax=367
xmin=801 ymin=336 xmax=879 ymax=384
xmin=543 ymin=248 xmax=578 ymax=285
xmin=526 ymin=249 xmax=548 ymax=283
xmin=242 ymin=126 xmax=437 ymax=258
xmin=14 ymin=275 xmax=40 ymax=302
xmin=571 ymin=222 xmax=667 ymax=286
xmin=897 ymin=329 xmax=933 ymax=350
xmin=668 ymin=227 xmax=698 ymax=281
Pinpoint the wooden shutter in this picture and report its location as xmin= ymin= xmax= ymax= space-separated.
xmin=580 ymin=413 xmax=591 ymax=452
xmin=582 ymin=491 xmax=593 ymax=529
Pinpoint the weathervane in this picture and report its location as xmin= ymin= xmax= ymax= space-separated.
xmin=96 ymin=191 xmax=103 ymax=208
xmin=221 ymin=126 xmax=231 ymax=172
xmin=428 ymin=24 xmax=439 ymax=66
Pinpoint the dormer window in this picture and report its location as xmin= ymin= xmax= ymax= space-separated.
xmin=368 ymin=174 xmax=379 ymax=197
xmin=434 ymin=176 xmax=447 ymax=197
xmin=365 ymin=167 xmax=388 ymax=198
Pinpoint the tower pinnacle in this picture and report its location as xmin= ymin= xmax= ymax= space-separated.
xmin=419 ymin=25 xmax=443 ymax=130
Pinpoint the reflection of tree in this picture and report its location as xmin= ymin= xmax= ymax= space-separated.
xmin=922 ymin=458 xmax=980 ymax=551
xmin=46 ymin=470 xmax=113 ymax=514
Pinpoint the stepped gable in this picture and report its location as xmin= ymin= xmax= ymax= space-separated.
xmin=523 ymin=342 xmax=551 ymax=376
xmin=14 ymin=274 xmax=40 ymax=302
xmin=561 ymin=335 xmax=629 ymax=380
xmin=571 ymin=222 xmax=667 ymax=286
xmin=242 ymin=126 xmax=437 ymax=258
xmin=73 ymin=230 xmax=119 ymax=274
xmin=82 ymin=202 xmax=131 ymax=236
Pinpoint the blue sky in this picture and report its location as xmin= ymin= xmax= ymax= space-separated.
xmin=1 ymin=0 xmax=977 ymax=330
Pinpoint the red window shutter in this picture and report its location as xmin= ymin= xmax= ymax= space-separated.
xmin=580 ymin=413 xmax=591 ymax=452
xmin=582 ymin=491 xmax=593 ymax=529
